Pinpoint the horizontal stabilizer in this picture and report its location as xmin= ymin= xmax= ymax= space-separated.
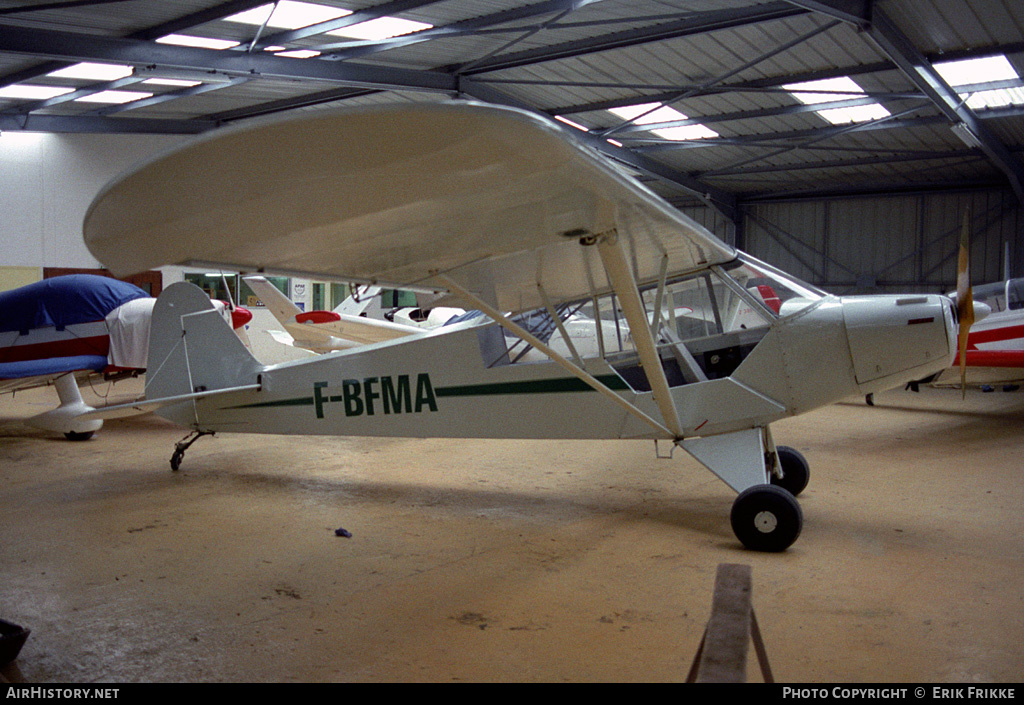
xmin=79 ymin=383 xmax=262 ymax=420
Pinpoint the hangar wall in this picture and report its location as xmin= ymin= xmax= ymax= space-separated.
xmin=745 ymin=191 xmax=1021 ymax=295
xmin=0 ymin=131 xmax=186 ymax=290
xmin=683 ymin=189 xmax=1021 ymax=295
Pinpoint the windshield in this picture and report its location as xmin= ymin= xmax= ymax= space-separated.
xmin=724 ymin=254 xmax=826 ymax=317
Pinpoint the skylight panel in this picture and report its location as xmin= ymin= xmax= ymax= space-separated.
xmin=328 ymin=17 xmax=432 ymax=40
xmin=225 ymin=1 xmax=351 ymax=30
xmin=651 ymin=124 xmax=720 ymax=140
xmin=157 ymin=35 xmax=241 ymax=50
xmin=608 ymin=102 xmax=684 ymax=125
xmin=784 ymin=76 xmax=891 ymax=125
xmin=607 ymin=102 xmax=719 ymax=141
xmin=933 ymin=55 xmax=1018 ymax=86
xmin=0 ymin=85 xmax=75 ymax=100
xmin=47 ymin=62 xmax=133 ymax=81
xmin=934 ymin=55 xmax=1024 ymax=110
xmin=965 ymin=86 xmax=1024 ymax=110
xmin=74 ymin=90 xmax=153 ymax=104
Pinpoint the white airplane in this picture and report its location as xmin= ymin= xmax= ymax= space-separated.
xmin=243 ymin=273 xmax=625 ymax=361
xmin=79 ymin=102 xmax=977 ymax=551
xmin=242 ymin=274 xmax=425 ymax=353
xmin=937 ymin=276 xmax=1023 ymax=387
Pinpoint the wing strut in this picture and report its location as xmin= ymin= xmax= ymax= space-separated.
xmin=435 ymin=274 xmax=674 ymax=439
xmin=596 ymin=232 xmax=683 ymax=439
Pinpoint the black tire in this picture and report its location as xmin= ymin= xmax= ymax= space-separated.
xmin=63 ymin=430 xmax=94 ymax=441
xmin=730 ymin=485 xmax=803 ymax=552
xmin=771 ymin=445 xmax=810 ymax=497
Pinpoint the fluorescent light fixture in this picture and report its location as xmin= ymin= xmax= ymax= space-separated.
xmin=329 ymin=17 xmax=432 ymax=40
xmin=608 ymin=102 xmax=719 ymax=140
xmin=157 ymin=34 xmax=241 ymax=50
xmin=950 ymin=122 xmax=983 ymax=149
xmin=133 ymin=66 xmax=235 ymax=84
xmin=74 ymin=90 xmax=153 ymax=104
xmin=554 ymin=115 xmax=589 ymax=131
xmin=934 ymin=55 xmax=1024 ymax=110
xmin=784 ymin=76 xmax=891 ymax=124
xmin=142 ymin=78 xmax=202 ymax=87
xmin=47 ymin=62 xmax=133 ymax=81
xmin=0 ymin=84 xmax=75 ymax=100
xmin=275 ymin=49 xmax=321 ymax=59
xmin=225 ymin=1 xmax=351 ymax=29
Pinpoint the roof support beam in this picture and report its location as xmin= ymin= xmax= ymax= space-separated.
xmin=311 ymin=0 xmax=604 ymax=58
xmin=862 ymin=8 xmax=1024 ymax=202
xmin=455 ymin=2 xmax=807 ymax=75
xmin=782 ymin=0 xmax=871 ymax=27
xmin=250 ymin=0 xmax=442 ymax=50
xmin=0 ymin=22 xmax=458 ymax=93
xmin=459 ymin=77 xmax=740 ymax=223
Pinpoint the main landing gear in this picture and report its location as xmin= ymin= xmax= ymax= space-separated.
xmin=679 ymin=429 xmax=810 ymax=552
xmin=729 ymin=444 xmax=809 ymax=552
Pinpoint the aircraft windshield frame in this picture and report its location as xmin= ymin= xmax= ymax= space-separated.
xmin=721 ymin=254 xmax=826 ymax=318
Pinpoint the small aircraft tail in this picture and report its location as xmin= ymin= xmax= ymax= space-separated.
xmin=146 ymin=281 xmax=263 ymax=426
xmin=334 ymin=284 xmax=381 ymax=316
xmin=243 ymin=275 xmax=302 ymax=325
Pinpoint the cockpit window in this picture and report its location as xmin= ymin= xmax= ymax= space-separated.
xmin=725 ymin=254 xmax=825 ymax=317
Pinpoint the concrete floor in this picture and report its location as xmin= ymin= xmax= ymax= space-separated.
xmin=1 ymin=379 xmax=1022 ymax=683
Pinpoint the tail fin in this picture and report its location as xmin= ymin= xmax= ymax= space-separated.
xmin=334 ymin=284 xmax=381 ymax=316
xmin=146 ymin=282 xmax=262 ymax=424
xmin=242 ymin=275 xmax=302 ymax=327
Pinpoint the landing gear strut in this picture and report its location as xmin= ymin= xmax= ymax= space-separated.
xmin=170 ymin=430 xmax=214 ymax=471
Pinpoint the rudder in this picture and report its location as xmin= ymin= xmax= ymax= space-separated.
xmin=146 ymin=282 xmax=263 ymax=425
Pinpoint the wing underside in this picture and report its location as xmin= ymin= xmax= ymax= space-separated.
xmin=84 ymin=102 xmax=735 ymax=314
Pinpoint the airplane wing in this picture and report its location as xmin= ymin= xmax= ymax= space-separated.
xmin=84 ymin=102 xmax=736 ymax=314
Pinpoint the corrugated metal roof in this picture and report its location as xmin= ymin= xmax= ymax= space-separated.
xmin=0 ymin=0 xmax=1021 ymax=206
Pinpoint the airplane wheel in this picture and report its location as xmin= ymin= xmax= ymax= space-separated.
xmin=731 ymin=485 xmax=802 ymax=552
xmin=771 ymin=446 xmax=810 ymax=496
xmin=64 ymin=430 xmax=94 ymax=441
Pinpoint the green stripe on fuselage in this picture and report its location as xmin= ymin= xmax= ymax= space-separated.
xmin=220 ymin=374 xmax=628 ymax=412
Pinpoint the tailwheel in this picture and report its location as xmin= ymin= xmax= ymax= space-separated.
xmin=731 ymin=485 xmax=802 ymax=552
xmin=771 ymin=445 xmax=810 ymax=497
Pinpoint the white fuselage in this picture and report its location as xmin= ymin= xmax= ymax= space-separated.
xmin=165 ymin=291 xmax=956 ymax=442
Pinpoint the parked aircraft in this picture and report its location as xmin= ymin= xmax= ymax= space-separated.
xmin=942 ymin=276 xmax=1023 ymax=386
xmin=243 ymin=273 xmax=625 ymax=361
xmin=242 ymin=274 xmax=423 ymax=353
xmin=80 ymin=102 xmax=974 ymax=551
xmin=1 ymin=273 xmax=251 ymax=439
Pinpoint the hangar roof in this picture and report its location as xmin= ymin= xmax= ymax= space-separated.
xmin=1 ymin=0 xmax=1022 ymax=215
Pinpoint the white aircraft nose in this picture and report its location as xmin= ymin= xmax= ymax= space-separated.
xmin=841 ymin=294 xmax=956 ymax=392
